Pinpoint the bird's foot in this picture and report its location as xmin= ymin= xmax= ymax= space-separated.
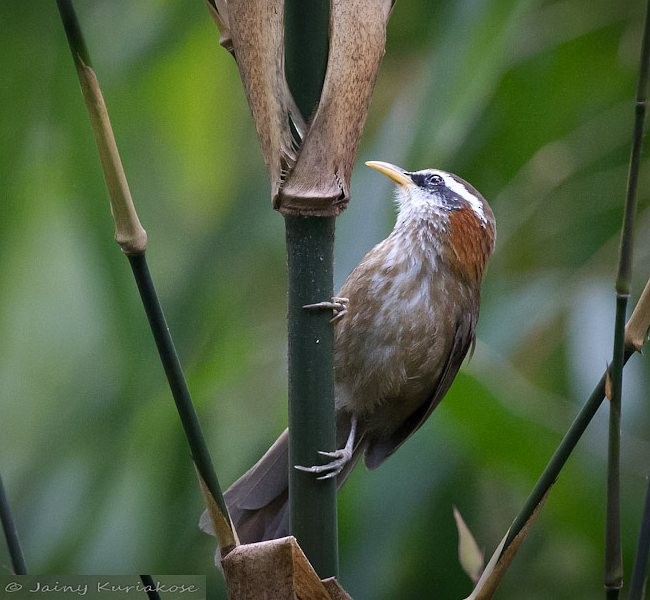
xmin=303 ymin=296 xmax=349 ymax=322
xmin=295 ymin=446 xmax=353 ymax=480
xmin=295 ymin=415 xmax=357 ymax=480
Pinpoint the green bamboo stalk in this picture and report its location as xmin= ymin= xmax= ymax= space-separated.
xmin=55 ymin=0 xmax=235 ymax=554
xmin=285 ymin=216 xmax=337 ymax=577
xmin=629 ymin=477 xmax=650 ymax=600
xmin=284 ymin=0 xmax=338 ymax=579
xmin=605 ymin=2 xmax=650 ymax=594
xmin=0 ymin=474 xmax=27 ymax=575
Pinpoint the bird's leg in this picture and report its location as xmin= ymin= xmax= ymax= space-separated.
xmin=303 ymin=296 xmax=349 ymax=322
xmin=295 ymin=415 xmax=357 ymax=480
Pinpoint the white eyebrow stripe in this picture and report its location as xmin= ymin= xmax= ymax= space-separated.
xmin=431 ymin=169 xmax=486 ymax=223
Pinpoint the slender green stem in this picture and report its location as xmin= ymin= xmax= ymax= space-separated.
xmin=605 ymin=297 xmax=627 ymax=595
xmin=56 ymin=0 xmax=234 ymax=552
xmin=506 ymin=353 xmax=633 ymax=549
xmin=139 ymin=575 xmax=161 ymax=600
xmin=605 ymin=2 xmax=650 ymax=593
xmin=55 ymin=0 xmax=91 ymax=66
xmin=56 ymin=0 xmax=147 ymax=256
xmin=128 ymin=254 xmax=231 ymax=540
xmin=616 ymin=0 xmax=650 ymax=294
xmin=0 ymin=474 xmax=27 ymax=575
xmin=629 ymin=478 xmax=650 ymax=600
xmin=284 ymin=0 xmax=338 ymax=579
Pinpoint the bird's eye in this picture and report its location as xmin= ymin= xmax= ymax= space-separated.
xmin=409 ymin=171 xmax=446 ymax=188
xmin=425 ymin=174 xmax=444 ymax=186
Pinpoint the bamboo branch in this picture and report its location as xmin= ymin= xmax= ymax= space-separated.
xmin=605 ymin=300 xmax=625 ymax=597
xmin=55 ymin=0 xmax=236 ymax=556
xmin=625 ymin=276 xmax=650 ymax=352
xmin=128 ymin=254 xmax=236 ymax=553
xmin=505 ymin=368 xmax=615 ymax=549
xmin=497 ymin=276 xmax=649 ymax=592
xmin=56 ymin=0 xmax=146 ymax=256
xmin=605 ymin=2 xmax=650 ymax=594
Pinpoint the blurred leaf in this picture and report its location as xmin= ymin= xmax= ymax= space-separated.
xmin=464 ymin=530 xmax=508 ymax=600
xmin=454 ymin=506 xmax=485 ymax=584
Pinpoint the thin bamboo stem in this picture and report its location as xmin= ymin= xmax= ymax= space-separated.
xmin=616 ymin=0 xmax=650 ymax=293
xmin=128 ymin=254 xmax=233 ymax=549
xmin=0 ymin=474 xmax=27 ymax=575
xmin=491 ymin=273 xmax=649 ymax=595
xmin=605 ymin=2 xmax=650 ymax=593
xmin=605 ymin=297 xmax=626 ymax=595
xmin=56 ymin=0 xmax=147 ymax=256
xmin=506 ymin=353 xmax=632 ymax=549
xmin=56 ymin=0 xmax=235 ymax=554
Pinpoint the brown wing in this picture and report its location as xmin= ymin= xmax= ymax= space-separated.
xmin=364 ymin=316 xmax=476 ymax=470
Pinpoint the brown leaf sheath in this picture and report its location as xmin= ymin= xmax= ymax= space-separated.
xmin=276 ymin=0 xmax=394 ymax=216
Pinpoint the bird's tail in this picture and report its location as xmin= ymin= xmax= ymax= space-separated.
xmin=199 ymin=417 xmax=364 ymax=544
xmin=200 ymin=429 xmax=291 ymax=544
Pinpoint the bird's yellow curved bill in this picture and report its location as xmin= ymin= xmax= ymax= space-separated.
xmin=365 ymin=160 xmax=413 ymax=187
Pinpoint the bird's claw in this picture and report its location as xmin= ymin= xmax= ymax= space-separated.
xmin=303 ymin=297 xmax=349 ymax=322
xmin=295 ymin=447 xmax=352 ymax=480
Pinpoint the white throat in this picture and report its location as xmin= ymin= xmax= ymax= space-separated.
xmin=394 ymin=186 xmax=449 ymax=229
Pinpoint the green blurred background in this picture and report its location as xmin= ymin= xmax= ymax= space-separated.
xmin=2 ymin=0 xmax=650 ymax=598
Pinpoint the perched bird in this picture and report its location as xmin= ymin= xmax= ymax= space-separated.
xmin=202 ymin=161 xmax=496 ymax=544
